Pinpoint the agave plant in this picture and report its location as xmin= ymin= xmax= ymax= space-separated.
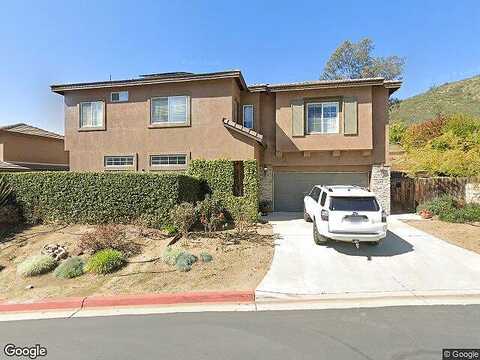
xmin=0 ymin=178 xmax=12 ymax=207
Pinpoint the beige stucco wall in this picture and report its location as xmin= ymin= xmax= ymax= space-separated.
xmin=0 ymin=132 xmax=68 ymax=165
xmin=253 ymin=85 xmax=389 ymax=170
xmin=64 ymin=79 xmax=257 ymax=171
xmin=61 ymin=77 xmax=390 ymax=173
xmin=275 ymin=86 xmax=373 ymax=153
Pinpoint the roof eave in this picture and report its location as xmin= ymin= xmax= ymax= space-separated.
xmin=51 ymin=70 xmax=247 ymax=95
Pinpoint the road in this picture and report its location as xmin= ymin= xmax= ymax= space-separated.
xmin=1 ymin=305 xmax=478 ymax=360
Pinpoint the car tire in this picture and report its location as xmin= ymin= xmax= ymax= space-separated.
xmin=313 ymin=221 xmax=328 ymax=245
xmin=303 ymin=208 xmax=312 ymax=222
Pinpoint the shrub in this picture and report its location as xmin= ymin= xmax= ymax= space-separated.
xmin=402 ymin=116 xmax=446 ymax=150
xmin=417 ymin=195 xmax=457 ymax=215
xmin=229 ymin=200 xmax=253 ymax=233
xmin=389 ymin=121 xmax=407 ymax=145
xmin=0 ymin=178 xmax=13 ymax=207
xmin=175 ymin=252 xmax=198 ymax=272
xmin=162 ymin=224 xmax=178 ymax=235
xmin=2 ymin=172 xmax=202 ymax=227
xmin=199 ymin=252 xmax=213 ymax=263
xmin=439 ymin=203 xmax=480 ymax=223
xmin=0 ymin=205 xmax=21 ymax=225
xmin=169 ymin=202 xmax=197 ymax=238
xmin=78 ymin=224 xmax=139 ymax=256
xmin=187 ymin=159 xmax=259 ymax=222
xmin=54 ymin=257 xmax=85 ymax=279
xmin=196 ymin=195 xmax=225 ymax=232
xmin=17 ymin=255 xmax=57 ymax=277
xmin=162 ymin=246 xmax=185 ymax=266
xmin=85 ymin=249 xmax=126 ymax=274
xmin=418 ymin=195 xmax=480 ymax=223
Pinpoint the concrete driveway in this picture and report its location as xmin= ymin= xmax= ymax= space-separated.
xmin=256 ymin=213 xmax=480 ymax=300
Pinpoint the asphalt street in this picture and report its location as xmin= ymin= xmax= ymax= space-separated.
xmin=0 ymin=305 xmax=478 ymax=360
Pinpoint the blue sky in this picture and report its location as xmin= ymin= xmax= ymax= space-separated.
xmin=0 ymin=0 xmax=479 ymax=133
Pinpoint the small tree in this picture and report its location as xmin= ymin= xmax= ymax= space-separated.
xmin=170 ymin=202 xmax=197 ymax=238
xmin=196 ymin=195 xmax=225 ymax=232
xmin=321 ymin=38 xmax=404 ymax=81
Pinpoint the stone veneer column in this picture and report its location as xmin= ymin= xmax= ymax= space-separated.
xmin=370 ymin=165 xmax=391 ymax=214
xmin=260 ymin=166 xmax=273 ymax=207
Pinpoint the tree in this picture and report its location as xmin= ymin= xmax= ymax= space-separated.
xmin=321 ymin=38 xmax=405 ymax=81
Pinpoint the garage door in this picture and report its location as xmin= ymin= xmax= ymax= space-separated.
xmin=273 ymin=172 xmax=369 ymax=212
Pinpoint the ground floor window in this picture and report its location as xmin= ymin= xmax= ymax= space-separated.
xmin=104 ymin=155 xmax=134 ymax=168
xmin=150 ymin=154 xmax=187 ymax=167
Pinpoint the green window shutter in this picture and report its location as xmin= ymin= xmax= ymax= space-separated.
xmin=343 ymin=96 xmax=358 ymax=135
xmin=291 ymin=100 xmax=305 ymax=137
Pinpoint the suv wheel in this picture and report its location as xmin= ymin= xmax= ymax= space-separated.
xmin=313 ymin=221 xmax=328 ymax=245
xmin=303 ymin=207 xmax=312 ymax=222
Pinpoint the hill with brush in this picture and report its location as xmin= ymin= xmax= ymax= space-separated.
xmin=389 ymin=75 xmax=480 ymax=124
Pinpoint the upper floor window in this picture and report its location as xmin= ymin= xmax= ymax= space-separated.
xmin=80 ymin=101 xmax=104 ymax=129
xmin=151 ymin=96 xmax=188 ymax=124
xmin=243 ymin=105 xmax=254 ymax=129
xmin=111 ymin=91 xmax=128 ymax=102
xmin=306 ymin=101 xmax=339 ymax=134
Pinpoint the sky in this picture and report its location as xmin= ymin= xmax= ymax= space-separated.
xmin=0 ymin=0 xmax=479 ymax=134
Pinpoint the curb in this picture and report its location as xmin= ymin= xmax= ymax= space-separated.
xmin=0 ymin=291 xmax=255 ymax=313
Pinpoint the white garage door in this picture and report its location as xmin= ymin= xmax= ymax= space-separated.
xmin=273 ymin=172 xmax=369 ymax=212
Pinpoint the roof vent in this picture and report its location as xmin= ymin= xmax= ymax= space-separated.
xmin=139 ymin=72 xmax=194 ymax=79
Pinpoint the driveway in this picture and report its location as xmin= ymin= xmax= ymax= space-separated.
xmin=256 ymin=213 xmax=480 ymax=299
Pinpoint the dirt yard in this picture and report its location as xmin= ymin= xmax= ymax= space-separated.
xmin=0 ymin=224 xmax=274 ymax=303
xmin=404 ymin=219 xmax=480 ymax=254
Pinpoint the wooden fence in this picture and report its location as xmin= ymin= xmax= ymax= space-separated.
xmin=391 ymin=172 xmax=480 ymax=214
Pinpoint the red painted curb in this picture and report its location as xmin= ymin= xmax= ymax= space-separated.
xmin=0 ymin=297 xmax=85 ymax=313
xmin=0 ymin=291 xmax=254 ymax=313
xmin=83 ymin=291 xmax=254 ymax=308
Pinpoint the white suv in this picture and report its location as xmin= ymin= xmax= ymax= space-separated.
xmin=303 ymin=185 xmax=387 ymax=247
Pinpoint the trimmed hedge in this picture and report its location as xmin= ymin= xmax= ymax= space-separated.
xmin=187 ymin=159 xmax=259 ymax=220
xmin=2 ymin=172 xmax=202 ymax=227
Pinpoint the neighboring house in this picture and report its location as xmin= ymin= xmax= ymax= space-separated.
xmin=0 ymin=123 xmax=69 ymax=172
xmin=51 ymin=71 xmax=401 ymax=212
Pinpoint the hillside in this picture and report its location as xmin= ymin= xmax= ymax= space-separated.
xmin=389 ymin=75 xmax=480 ymax=124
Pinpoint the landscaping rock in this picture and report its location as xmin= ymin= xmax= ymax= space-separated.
xmin=42 ymin=244 xmax=68 ymax=261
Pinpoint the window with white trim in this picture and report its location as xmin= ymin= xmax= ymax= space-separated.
xmin=243 ymin=105 xmax=254 ymax=129
xmin=306 ymin=101 xmax=339 ymax=134
xmin=150 ymin=154 xmax=187 ymax=166
xmin=111 ymin=91 xmax=128 ymax=102
xmin=151 ymin=96 xmax=188 ymax=124
xmin=80 ymin=101 xmax=104 ymax=128
xmin=104 ymin=155 xmax=134 ymax=167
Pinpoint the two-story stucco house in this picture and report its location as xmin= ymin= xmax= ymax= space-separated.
xmin=51 ymin=70 xmax=401 ymax=212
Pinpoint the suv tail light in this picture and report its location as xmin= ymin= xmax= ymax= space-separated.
xmin=381 ymin=210 xmax=387 ymax=223
xmin=321 ymin=209 xmax=329 ymax=221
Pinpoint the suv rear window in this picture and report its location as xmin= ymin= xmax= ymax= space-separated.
xmin=329 ymin=197 xmax=380 ymax=212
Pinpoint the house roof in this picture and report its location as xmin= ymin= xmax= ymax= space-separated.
xmin=51 ymin=71 xmax=401 ymax=95
xmin=51 ymin=70 xmax=248 ymax=94
xmin=248 ymin=77 xmax=402 ymax=94
xmin=0 ymin=160 xmax=30 ymax=171
xmin=0 ymin=123 xmax=64 ymax=140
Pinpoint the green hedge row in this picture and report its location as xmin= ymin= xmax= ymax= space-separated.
xmin=2 ymin=172 xmax=202 ymax=227
xmin=187 ymin=159 xmax=259 ymax=220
